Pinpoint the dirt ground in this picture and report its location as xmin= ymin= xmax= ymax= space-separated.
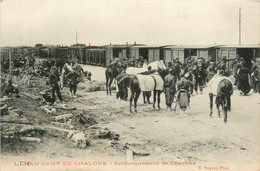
xmin=1 ymin=65 xmax=260 ymax=171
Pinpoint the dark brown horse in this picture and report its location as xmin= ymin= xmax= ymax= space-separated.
xmin=208 ymin=75 xmax=233 ymax=122
xmin=129 ymin=70 xmax=167 ymax=112
xmin=115 ymin=73 xmax=133 ymax=100
xmin=105 ymin=66 xmax=125 ymax=95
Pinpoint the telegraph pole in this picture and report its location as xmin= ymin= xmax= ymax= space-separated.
xmin=76 ymin=31 xmax=78 ymax=44
xmin=9 ymin=49 xmax=12 ymax=75
xmin=239 ymin=7 xmax=241 ymax=45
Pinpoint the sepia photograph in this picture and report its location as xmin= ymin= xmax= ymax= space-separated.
xmin=0 ymin=0 xmax=260 ymax=170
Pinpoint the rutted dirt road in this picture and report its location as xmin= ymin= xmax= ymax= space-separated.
xmin=1 ymin=65 xmax=260 ymax=171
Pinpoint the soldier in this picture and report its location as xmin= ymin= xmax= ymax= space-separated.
xmin=206 ymin=55 xmax=214 ymax=68
xmin=200 ymin=57 xmax=207 ymax=70
xmin=143 ymin=66 xmax=152 ymax=104
xmin=182 ymin=58 xmax=190 ymax=74
xmin=174 ymin=58 xmax=182 ymax=80
xmin=193 ymin=58 xmax=207 ymax=93
xmin=142 ymin=59 xmax=148 ymax=69
xmin=164 ymin=69 xmax=177 ymax=111
xmin=1 ymin=76 xmax=19 ymax=98
xmin=251 ymin=58 xmax=258 ymax=93
xmin=176 ymin=72 xmax=194 ymax=106
xmin=49 ymin=67 xmax=63 ymax=103
xmin=206 ymin=62 xmax=217 ymax=83
xmin=67 ymin=68 xmax=80 ymax=96
xmin=72 ymin=61 xmax=84 ymax=82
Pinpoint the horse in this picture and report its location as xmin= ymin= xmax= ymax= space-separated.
xmin=129 ymin=69 xmax=167 ymax=112
xmin=125 ymin=60 xmax=167 ymax=104
xmin=126 ymin=60 xmax=166 ymax=75
xmin=105 ymin=65 xmax=125 ymax=95
xmin=207 ymin=74 xmax=233 ymax=122
xmin=115 ymin=73 xmax=134 ymax=100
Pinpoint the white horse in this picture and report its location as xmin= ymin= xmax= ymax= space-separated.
xmin=126 ymin=60 xmax=166 ymax=75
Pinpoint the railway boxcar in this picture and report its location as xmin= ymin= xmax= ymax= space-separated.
xmin=163 ymin=45 xmax=218 ymax=64
xmin=69 ymin=44 xmax=86 ymax=63
xmin=50 ymin=46 xmax=69 ymax=58
xmin=104 ymin=43 xmax=143 ymax=66
xmin=130 ymin=45 xmax=167 ymax=63
xmin=216 ymin=45 xmax=260 ymax=74
xmin=85 ymin=48 xmax=106 ymax=66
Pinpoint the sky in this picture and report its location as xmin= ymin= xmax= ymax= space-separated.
xmin=0 ymin=0 xmax=260 ymax=47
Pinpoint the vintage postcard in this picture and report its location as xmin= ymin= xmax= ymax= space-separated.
xmin=0 ymin=0 xmax=260 ymax=171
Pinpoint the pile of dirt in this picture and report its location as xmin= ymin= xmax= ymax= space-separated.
xmin=77 ymin=81 xmax=116 ymax=92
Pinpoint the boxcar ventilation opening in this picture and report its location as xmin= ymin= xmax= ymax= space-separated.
xmin=139 ymin=48 xmax=149 ymax=61
xmin=237 ymin=48 xmax=254 ymax=62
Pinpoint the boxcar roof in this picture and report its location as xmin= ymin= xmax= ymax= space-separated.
xmin=131 ymin=45 xmax=174 ymax=48
xmin=164 ymin=45 xmax=221 ymax=49
xmin=104 ymin=44 xmax=144 ymax=48
xmin=216 ymin=45 xmax=260 ymax=49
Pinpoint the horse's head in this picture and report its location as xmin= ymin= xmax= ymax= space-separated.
xmin=157 ymin=60 xmax=167 ymax=70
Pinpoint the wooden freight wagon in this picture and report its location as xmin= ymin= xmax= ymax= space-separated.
xmin=163 ymin=45 xmax=218 ymax=64
xmin=104 ymin=43 xmax=143 ymax=66
xmin=85 ymin=48 xmax=106 ymax=66
xmin=69 ymin=44 xmax=88 ymax=63
xmin=216 ymin=45 xmax=260 ymax=73
xmin=130 ymin=45 xmax=167 ymax=63
xmin=50 ymin=47 xmax=69 ymax=59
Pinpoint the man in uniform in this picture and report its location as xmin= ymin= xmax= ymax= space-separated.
xmin=193 ymin=58 xmax=207 ymax=93
xmin=250 ymin=58 xmax=258 ymax=93
xmin=72 ymin=61 xmax=85 ymax=82
xmin=1 ymin=76 xmax=19 ymax=98
xmin=67 ymin=68 xmax=80 ymax=96
xmin=143 ymin=66 xmax=153 ymax=104
xmin=164 ymin=69 xmax=177 ymax=111
xmin=206 ymin=61 xmax=217 ymax=83
xmin=176 ymin=72 xmax=194 ymax=106
xmin=49 ymin=67 xmax=63 ymax=103
xmin=174 ymin=58 xmax=182 ymax=80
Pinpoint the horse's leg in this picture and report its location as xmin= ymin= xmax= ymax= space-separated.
xmin=157 ymin=91 xmax=161 ymax=109
xmin=106 ymin=75 xmax=109 ymax=95
xmin=129 ymin=91 xmax=134 ymax=113
xmin=227 ymin=96 xmax=231 ymax=111
xmin=216 ymin=97 xmax=221 ymax=118
xmin=147 ymin=92 xmax=151 ymax=104
xmin=143 ymin=92 xmax=146 ymax=104
xmin=209 ymin=93 xmax=213 ymax=118
xmin=134 ymin=91 xmax=141 ymax=112
xmin=153 ymin=90 xmax=156 ymax=109
xmin=223 ymin=107 xmax=228 ymax=122
xmin=223 ymin=96 xmax=229 ymax=122
xmin=108 ymin=78 xmax=113 ymax=95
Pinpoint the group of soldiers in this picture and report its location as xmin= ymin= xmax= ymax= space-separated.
xmin=110 ymin=54 xmax=259 ymax=111
xmin=0 ymin=53 xmax=92 ymax=105
xmin=45 ymin=59 xmax=91 ymax=105
xmin=161 ymin=55 xmax=259 ymax=111
xmin=0 ymin=53 xmax=37 ymax=98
